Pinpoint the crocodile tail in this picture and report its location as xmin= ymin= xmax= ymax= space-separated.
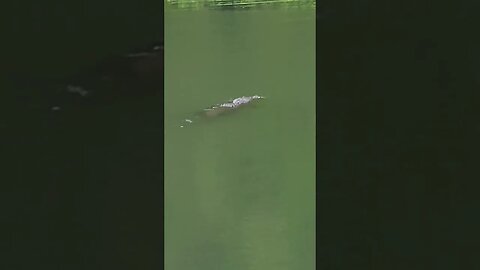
xmin=179 ymin=117 xmax=196 ymax=128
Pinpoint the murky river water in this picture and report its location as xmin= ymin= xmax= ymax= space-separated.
xmin=165 ymin=7 xmax=315 ymax=270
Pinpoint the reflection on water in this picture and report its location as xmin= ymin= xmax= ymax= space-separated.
xmin=165 ymin=6 xmax=315 ymax=270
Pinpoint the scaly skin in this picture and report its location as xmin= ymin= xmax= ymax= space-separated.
xmin=180 ymin=95 xmax=265 ymax=127
xmin=201 ymin=95 xmax=264 ymax=117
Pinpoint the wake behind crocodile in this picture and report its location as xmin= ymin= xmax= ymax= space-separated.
xmin=180 ymin=95 xmax=265 ymax=128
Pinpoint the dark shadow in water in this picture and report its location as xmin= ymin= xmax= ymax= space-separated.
xmin=3 ymin=40 xmax=164 ymax=269
xmin=8 ymin=42 xmax=163 ymax=113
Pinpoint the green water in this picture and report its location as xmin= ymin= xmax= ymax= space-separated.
xmin=165 ymin=8 xmax=315 ymax=270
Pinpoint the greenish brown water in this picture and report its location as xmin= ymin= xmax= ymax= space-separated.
xmin=165 ymin=7 xmax=315 ymax=270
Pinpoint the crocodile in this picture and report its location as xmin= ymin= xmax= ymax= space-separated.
xmin=180 ymin=95 xmax=265 ymax=127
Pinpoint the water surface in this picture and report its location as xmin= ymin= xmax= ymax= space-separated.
xmin=165 ymin=7 xmax=315 ymax=270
